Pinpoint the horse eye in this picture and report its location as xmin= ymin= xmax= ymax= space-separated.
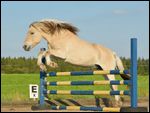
xmin=30 ymin=32 xmax=34 ymax=35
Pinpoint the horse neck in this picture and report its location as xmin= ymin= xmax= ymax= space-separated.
xmin=60 ymin=30 xmax=79 ymax=39
xmin=43 ymin=30 xmax=79 ymax=47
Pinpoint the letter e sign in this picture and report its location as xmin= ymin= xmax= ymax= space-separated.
xmin=29 ymin=84 xmax=38 ymax=98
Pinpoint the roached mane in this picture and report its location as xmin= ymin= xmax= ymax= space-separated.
xmin=29 ymin=19 xmax=79 ymax=35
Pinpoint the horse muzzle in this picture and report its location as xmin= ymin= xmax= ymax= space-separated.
xmin=23 ymin=45 xmax=31 ymax=51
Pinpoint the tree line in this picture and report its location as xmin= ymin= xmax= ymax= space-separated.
xmin=1 ymin=57 xmax=149 ymax=75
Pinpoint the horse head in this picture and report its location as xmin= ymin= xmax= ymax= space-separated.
xmin=23 ymin=19 xmax=78 ymax=51
xmin=23 ymin=22 xmax=43 ymax=51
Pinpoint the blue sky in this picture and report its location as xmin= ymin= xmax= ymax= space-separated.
xmin=1 ymin=1 xmax=149 ymax=58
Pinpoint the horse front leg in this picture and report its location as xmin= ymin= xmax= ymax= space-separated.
xmin=45 ymin=49 xmax=67 ymax=68
xmin=45 ymin=51 xmax=58 ymax=68
xmin=37 ymin=50 xmax=47 ymax=71
xmin=37 ymin=50 xmax=58 ymax=70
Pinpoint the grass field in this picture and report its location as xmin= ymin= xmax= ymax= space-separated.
xmin=1 ymin=74 xmax=149 ymax=105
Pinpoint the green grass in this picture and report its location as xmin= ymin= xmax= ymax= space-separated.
xmin=1 ymin=74 xmax=149 ymax=104
xmin=1 ymin=74 xmax=39 ymax=104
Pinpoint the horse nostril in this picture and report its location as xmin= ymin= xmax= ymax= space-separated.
xmin=23 ymin=45 xmax=27 ymax=49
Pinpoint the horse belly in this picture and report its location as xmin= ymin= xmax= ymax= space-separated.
xmin=65 ymin=49 xmax=97 ymax=66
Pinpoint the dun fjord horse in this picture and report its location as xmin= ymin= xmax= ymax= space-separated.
xmin=23 ymin=19 xmax=129 ymax=102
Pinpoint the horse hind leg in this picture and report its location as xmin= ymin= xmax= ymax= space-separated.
xmin=95 ymin=64 xmax=120 ymax=102
xmin=95 ymin=64 xmax=103 ymax=70
xmin=103 ymin=74 xmax=120 ymax=102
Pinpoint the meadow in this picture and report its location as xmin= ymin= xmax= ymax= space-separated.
xmin=1 ymin=73 xmax=149 ymax=105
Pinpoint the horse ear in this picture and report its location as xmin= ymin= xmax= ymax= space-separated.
xmin=29 ymin=21 xmax=39 ymax=28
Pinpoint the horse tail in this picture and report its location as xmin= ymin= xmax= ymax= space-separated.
xmin=114 ymin=52 xmax=130 ymax=80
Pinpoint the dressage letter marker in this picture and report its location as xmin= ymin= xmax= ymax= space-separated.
xmin=29 ymin=84 xmax=38 ymax=99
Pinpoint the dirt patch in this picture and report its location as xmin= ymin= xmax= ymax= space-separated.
xmin=1 ymin=98 xmax=149 ymax=112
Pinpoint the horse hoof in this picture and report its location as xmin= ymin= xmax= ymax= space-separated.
xmin=114 ymin=100 xmax=122 ymax=107
xmin=40 ymin=64 xmax=47 ymax=71
xmin=49 ymin=62 xmax=58 ymax=68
